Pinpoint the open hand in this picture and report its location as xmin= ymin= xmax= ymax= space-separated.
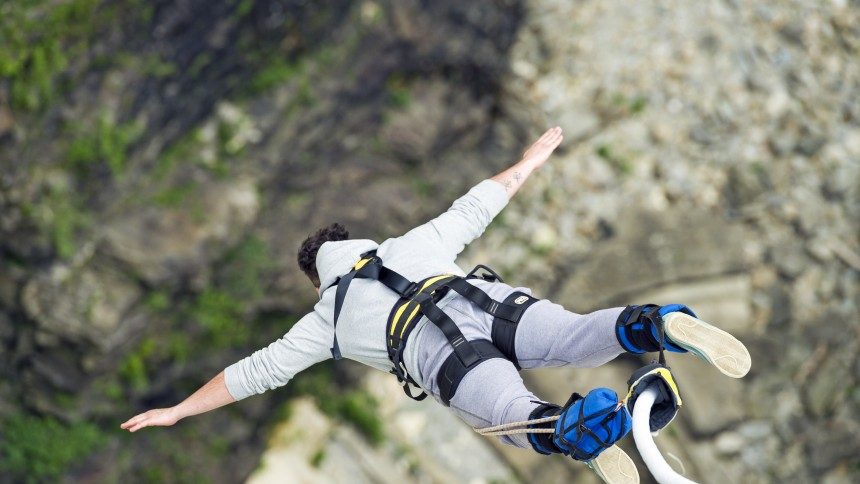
xmin=521 ymin=126 xmax=563 ymax=168
xmin=523 ymin=126 xmax=564 ymax=168
xmin=121 ymin=407 xmax=180 ymax=432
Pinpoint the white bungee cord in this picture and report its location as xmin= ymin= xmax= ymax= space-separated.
xmin=631 ymin=385 xmax=697 ymax=484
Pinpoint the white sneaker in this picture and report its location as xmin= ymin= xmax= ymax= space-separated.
xmin=663 ymin=312 xmax=752 ymax=378
xmin=586 ymin=444 xmax=640 ymax=484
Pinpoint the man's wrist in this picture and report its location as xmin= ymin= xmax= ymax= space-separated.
xmin=517 ymin=157 xmax=541 ymax=171
xmin=169 ymin=404 xmax=186 ymax=422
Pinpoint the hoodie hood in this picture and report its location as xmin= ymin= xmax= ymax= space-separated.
xmin=316 ymin=239 xmax=379 ymax=292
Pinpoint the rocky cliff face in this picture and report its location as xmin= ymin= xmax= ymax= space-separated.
xmin=1 ymin=0 xmax=858 ymax=483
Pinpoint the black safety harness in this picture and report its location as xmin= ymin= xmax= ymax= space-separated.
xmin=327 ymin=250 xmax=540 ymax=405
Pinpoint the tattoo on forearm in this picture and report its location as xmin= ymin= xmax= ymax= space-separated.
xmin=504 ymin=179 xmax=513 ymax=191
xmin=513 ymin=171 xmax=522 ymax=183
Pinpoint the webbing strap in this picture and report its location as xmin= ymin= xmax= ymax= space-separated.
xmin=386 ymin=275 xmax=457 ymax=360
xmin=330 ymin=251 xmax=380 ymax=359
xmin=444 ymin=278 xmax=524 ymax=322
xmin=437 ymin=339 xmax=505 ymax=406
xmin=492 ymin=291 xmax=540 ymax=369
xmin=418 ymin=295 xmax=480 ymax=368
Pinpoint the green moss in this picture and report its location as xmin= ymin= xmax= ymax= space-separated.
xmin=31 ymin=181 xmax=91 ymax=260
xmin=67 ymin=114 xmax=144 ymax=179
xmin=411 ymin=179 xmax=436 ymax=199
xmin=141 ymin=54 xmax=177 ymax=79
xmin=595 ymin=143 xmax=633 ymax=175
xmin=187 ymin=52 xmax=212 ymax=78
xmin=310 ymin=448 xmax=326 ymax=468
xmin=135 ymin=430 xmax=208 ymax=484
xmin=95 ymin=379 xmax=124 ymax=402
xmin=220 ymin=235 xmax=271 ymax=301
xmin=1 ymin=0 xmax=103 ymax=112
xmin=292 ymin=368 xmax=384 ymax=446
xmin=386 ymin=74 xmax=411 ymax=109
xmin=153 ymin=130 xmax=202 ymax=181
xmin=152 ymin=181 xmax=197 ymax=208
xmin=234 ymin=0 xmax=255 ymax=19
xmin=247 ymin=58 xmax=302 ymax=95
xmin=190 ymin=288 xmax=249 ymax=347
xmin=119 ymin=337 xmax=156 ymax=391
xmin=166 ymin=333 xmax=191 ymax=364
xmin=338 ymin=390 xmax=384 ymax=446
xmin=144 ymin=291 xmax=170 ymax=311
xmin=608 ymin=92 xmax=648 ymax=116
xmin=595 ymin=144 xmax=612 ymax=160
xmin=54 ymin=392 xmax=77 ymax=410
xmin=629 ymin=95 xmax=648 ymax=114
xmin=0 ymin=414 xmax=105 ymax=482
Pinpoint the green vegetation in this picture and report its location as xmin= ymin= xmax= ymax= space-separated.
xmin=152 ymin=181 xmax=198 ymax=208
xmin=338 ymin=390 xmax=385 ymax=445
xmin=310 ymin=448 xmax=326 ymax=468
xmin=1 ymin=0 xmax=102 ymax=111
xmin=0 ymin=414 xmax=105 ymax=482
xmin=595 ymin=143 xmax=633 ymax=175
xmin=144 ymin=290 xmax=170 ymax=311
xmin=190 ymin=288 xmax=249 ymax=347
xmin=153 ymin=129 xmax=203 ymax=181
xmin=386 ymin=74 xmax=412 ymax=109
xmin=411 ymin=179 xmax=436 ymax=199
xmin=293 ymin=368 xmax=385 ymax=446
xmin=119 ymin=337 xmax=157 ymax=391
xmin=247 ymin=58 xmax=304 ymax=96
xmin=233 ymin=0 xmax=255 ymax=19
xmin=24 ymin=180 xmax=92 ymax=259
xmin=67 ymin=114 xmax=144 ymax=178
xmin=220 ymin=235 xmax=271 ymax=300
xmin=610 ymin=92 xmax=649 ymax=115
xmin=134 ymin=428 xmax=209 ymax=484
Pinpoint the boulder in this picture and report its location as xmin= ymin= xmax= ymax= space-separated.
xmin=104 ymin=179 xmax=259 ymax=286
xmin=21 ymin=260 xmax=142 ymax=351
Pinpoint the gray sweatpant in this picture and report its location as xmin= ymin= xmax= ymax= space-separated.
xmin=405 ymin=280 xmax=626 ymax=448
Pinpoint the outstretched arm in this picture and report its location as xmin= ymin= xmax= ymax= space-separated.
xmin=121 ymin=371 xmax=235 ymax=432
xmin=396 ymin=127 xmax=564 ymax=260
xmin=490 ymin=126 xmax=563 ymax=199
xmin=121 ymin=310 xmax=332 ymax=432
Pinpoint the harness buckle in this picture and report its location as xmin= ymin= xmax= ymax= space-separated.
xmin=402 ymin=281 xmax=420 ymax=299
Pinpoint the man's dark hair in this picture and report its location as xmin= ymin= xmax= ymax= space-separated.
xmin=298 ymin=222 xmax=350 ymax=287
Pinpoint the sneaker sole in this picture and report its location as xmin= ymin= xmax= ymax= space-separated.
xmin=587 ymin=444 xmax=640 ymax=484
xmin=663 ymin=312 xmax=751 ymax=378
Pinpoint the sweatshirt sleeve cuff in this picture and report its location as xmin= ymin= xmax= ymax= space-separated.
xmin=224 ymin=361 xmax=251 ymax=401
xmin=473 ymin=179 xmax=510 ymax=217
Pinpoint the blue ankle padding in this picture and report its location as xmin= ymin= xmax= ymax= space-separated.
xmin=528 ymin=432 xmax=556 ymax=455
xmin=617 ymin=321 xmax=645 ymax=354
xmin=553 ymin=388 xmax=632 ymax=461
xmin=653 ymin=304 xmax=697 ymax=353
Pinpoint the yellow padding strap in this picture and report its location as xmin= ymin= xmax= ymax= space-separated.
xmin=388 ymin=274 xmax=454 ymax=337
xmin=353 ymin=257 xmax=373 ymax=270
xmin=624 ymin=367 xmax=682 ymax=407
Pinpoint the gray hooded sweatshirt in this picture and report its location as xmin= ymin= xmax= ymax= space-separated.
xmin=224 ymin=180 xmax=509 ymax=400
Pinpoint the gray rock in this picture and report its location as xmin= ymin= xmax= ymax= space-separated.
xmin=103 ymin=179 xmax=259 ymax=286
xmin=670 ymin=355 xmax=747 ymax=434
xmin=554 ymin=209 xmax=748 ymax=309
xmin=21 ymin=260 xmax=141 ymax=351
xmin=634 ymin=274 xmax=753 ymax=334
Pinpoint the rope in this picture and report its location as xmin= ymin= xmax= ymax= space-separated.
xmin=473 ymin=415 xmax=560 ymax=436
xmin=478 ymin=428 xmax=555 ymax=437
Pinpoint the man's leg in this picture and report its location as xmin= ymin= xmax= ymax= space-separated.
xmin=446 ymin=358 xmax=542 ymax=448
xmin=514 ymin=300 xmax=626 ymax=370
xmin=440 ymin=280 xmax=627 ymax=371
